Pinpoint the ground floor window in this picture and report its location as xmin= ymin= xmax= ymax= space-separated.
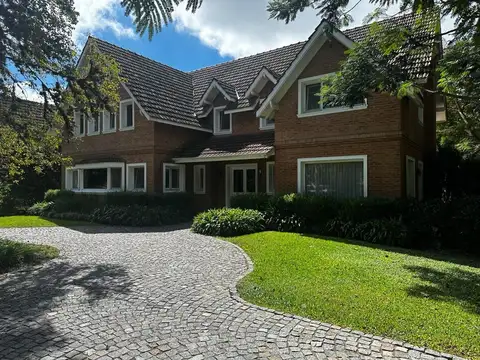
xmin=406 ymin=156 xmax=416 ymax=198
xmin=65 ymin=163 xmax=125 ymax=192
xmin=163 ymin=163 xmax=185 ymax=193
xmin=266 ymin=162 xmax=275 ymax=194
xmin=297 ymin=155 xmax=367 ymax=198
xmin=127 ymin=163 xmax=147 ymax=192
xmin=194 ymin=165 xmax=206 ymax=194
xmin=417 ymin=160 xmax=424 ymax=201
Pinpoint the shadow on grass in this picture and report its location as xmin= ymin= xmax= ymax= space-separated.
xmin=404 ymin=265 xmax=480 ymax=314
xmin=41 ymin=217 xmax=192 ymax=234
xmin=0 ymin=261 xmax=132 ymax=357
xmin=303 ymin=234 xmax=480 ymax=269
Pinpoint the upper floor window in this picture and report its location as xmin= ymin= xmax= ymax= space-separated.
xmin=260 ymin=117 xmax=275 ymax=130
xmin=74 ymin=111 xmax=85 ymax=136
xmin=214 ymin=107 xmax=231 ymax=135
xmin=103 ymin=110 xmax=116 ymax=133
xmin=298 ymin=74 xmax=367 ymax=118
xmin=120 ymin=99 xmax=134 ymax=130
xmin=88 ymin=113 xmax=101 ymax=135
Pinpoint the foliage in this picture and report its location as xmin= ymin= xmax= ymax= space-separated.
xmin=27 ymin=201 xmax=54 ymax=216
xmin=230 ymin=193 xmax=272 ymax=212
xmin=191 ymin=208 xmax=265 ymax=237
xmin=0 ymin=239 xmax=59 ymax=272
xmin=228 ymin=232 xmax=480 ymax=359
xmin=44 ymin=189 xmax=75 ymax=202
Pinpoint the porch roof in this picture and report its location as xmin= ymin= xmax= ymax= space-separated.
xmin=173 ymin=132 xmax=274 ymax=163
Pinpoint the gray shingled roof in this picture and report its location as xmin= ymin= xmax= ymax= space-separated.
xmin=91 ymin=12 xmax=436 ymax=131
xmin=176 ymin=132 xmax=274 ymax=159
xmin=0 ymin=98 xmax=49 ymax=124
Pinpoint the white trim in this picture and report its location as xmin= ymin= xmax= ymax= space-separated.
xmin=406 ymin=155 xmax=416 ymax=198
xmin=224 ymin=99 xmax=260 ymax=114
xmin=121 ymin=83 xmax=151 ymax=121
xmin=87 ymin=113 xmax=101 ymax=136
xmin=193 ymin=164 xmax=206 ymax=194
xmin=225 ymin=163 xmax=258 ymax=207
xmin=257 ymin=20 xmax=354 ymax=118
xmin=266 ymin=161 xmax=275 ymax=194
xmin=119 ymin=99 xmax=135 ymax=130
xmin=173 ymin=151 xmax=274 ymax=164
xmin=213 ymin=106 xmax=232 ymax=135
xmin=163 ymin=163 xmax=186 ymax=193
xmin=244 ymin=68 xmax=278 ymax=98
xmin=73 ymin=111 xmax=86 ymax=137
xmin=199 ymin=79 xmax=236 ymax=106
xmin=296 ymin=155 xmax=368 ymax=197
xmin=259 ymin=117 xmax=275 ymax=130
xmin=65 ymin=162 xmax=125 ymax=193
xmin=126 ymin=162 xmax=147 ymax=192
xmin=102 ymin=110 xmax=117 ymax=133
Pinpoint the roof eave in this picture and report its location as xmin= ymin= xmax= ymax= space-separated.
xmin=173 ymin=149 xmax=274 ymax=163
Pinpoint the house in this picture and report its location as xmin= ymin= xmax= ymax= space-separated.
xmin=62 ymin=13 xmax=441 ymax=209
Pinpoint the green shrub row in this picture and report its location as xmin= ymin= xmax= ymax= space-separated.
xmin=229 ymin=193 xmax=480 ymax=254
xmin=191 ymin=208 xmax=265 ymax=237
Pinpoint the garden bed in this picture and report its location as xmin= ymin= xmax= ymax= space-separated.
xmin=0 ymin=238 xmax=59 ymax=273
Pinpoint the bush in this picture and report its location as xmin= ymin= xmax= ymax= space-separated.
xmin=44 ymin=189 xmax=75 ymax=202
xmin=27 ymin=201 xmax=54 ymax=216
xmin=0 ymin=239 xmax=59 ymax=273
xmin=230 ymin=193 xmax=272 ymax=211
xmin=191 ymin=208 xmax=265 ymax=236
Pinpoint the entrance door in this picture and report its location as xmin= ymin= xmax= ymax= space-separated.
xmin=226 ymin=164 xmax=257 ymax=207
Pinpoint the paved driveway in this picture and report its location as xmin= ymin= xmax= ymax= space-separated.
xmin=0 ymin=226 xmax=456 ymax=360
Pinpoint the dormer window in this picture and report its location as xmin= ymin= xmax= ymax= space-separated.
xmin=214 ymin=107 xmax=231 ymax=135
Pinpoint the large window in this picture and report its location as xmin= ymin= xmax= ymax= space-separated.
xmin=297 ymin=156 xmax=367 ymax=198
xmin=127 ymin=163 xmax=146 ymax=191
xmin=194 ymin=165 xmax=206 ymax=194
xmin=214 ymin=107 xmax=231 ymax=135
xmin=65 ymin=163 xmax=124 ymax=192
xmin=163 ymin=163 xmax=185 ymax=193
xmin=406 ymin=156 xmax=416 ymax=198
xmin=298 ymin=74 xmax=367 ymax=117
xmin=266 ymin=162 xmax=275 ymax=194
xmin=120 ymin=99 xmax=134 ymax=130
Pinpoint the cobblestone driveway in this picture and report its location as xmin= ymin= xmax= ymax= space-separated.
xmin=0 ymin=226 xmax=458 ymax=360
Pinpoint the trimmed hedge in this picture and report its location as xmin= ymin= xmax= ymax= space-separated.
xmin=230 ymin=193 xmax=480 ymax=254
xmin=191 ymin=208 xmax=265 ymax=237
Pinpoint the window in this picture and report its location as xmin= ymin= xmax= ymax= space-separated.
xmin=266 ymin=162 xmax=275 ymax=194
xmin=417 ymin=160 xmax=424 ymax=201
xmin=163 ymin=163 xmax=185 ymax=193
xmin=260 ymin=117 xmax=275 ymax=130
xmin=406 ymin=156 xmax=416 ymax=198
xmin=88 ymin=113 xmax=100 ymax=135
xmin=103 ymin=110 xmax=116 ymax=132
xmin=194 ymin=165 xmax=206 ymax=194
xmin=298 ymin=74 xmax=367 ymax=117
xmin=297 ymin=156 xmax=367 ymax=198
xmin=74 ymin=111 xmax=85 ymax=136
xmin=214 ymin=107 xmax=231 ymax=134
xmin=120 ymin=99 xmax=134 ymax=130
xmin=127 ymin=163 xmax=146 ymax=192
xmin=65 ymin=163 xmax=124 ymax=192
xmin=418 ymin=105 xmax=424 ymax=126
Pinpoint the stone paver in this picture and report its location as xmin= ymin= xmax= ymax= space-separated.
xmin=0 ymin=226 xmax=460 ymax=360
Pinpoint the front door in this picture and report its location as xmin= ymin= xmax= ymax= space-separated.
xmin=226 ymin=164 xmax=257 ymax=207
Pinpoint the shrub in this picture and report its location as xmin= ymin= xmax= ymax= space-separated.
xmin=230 ymin=193 xmax=272 ymax=211
xmin=27 ymin=201 xmax=54 ymax=216
xmin=44 ymin=189 xmax=74 ymax=202
xmin=191 ymin=208 xmax=265 ymax=236
xmin=0 ymin=239 xmax=59 ymax=273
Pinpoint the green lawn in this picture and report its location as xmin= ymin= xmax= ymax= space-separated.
xmin=0 ymin=239 xmax=59 ymax=273
xmin=227 ymin=232 xmax=480 ymax=359
xmin=0 ymin=216 xmax=90 ymax=228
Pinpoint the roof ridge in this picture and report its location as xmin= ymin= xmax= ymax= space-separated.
xmin=89 ymin=36 xmax=191 ymax=78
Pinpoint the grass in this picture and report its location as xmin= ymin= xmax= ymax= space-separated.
xmin=0 ymin=216 xmax=90 ymax=228
xmin=0 ymin=239 xmax=59 ymax=273
xmin=227 ymin=232 xmax=480 ymax=359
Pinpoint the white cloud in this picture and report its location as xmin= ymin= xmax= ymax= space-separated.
xmin=13 ymin=82 xmax=47 ymax=103
xmin=73 ymin=0 xmax=136 ymax=44
xmin=173 ymin=0 xmax=455 ymax=59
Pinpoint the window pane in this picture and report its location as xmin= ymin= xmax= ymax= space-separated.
xmin=406 ymin=158 xmax=416 ymax=197
xmin=111 ymin=168 xmax=122 ymax=188
xmin=165 ymin=169 xmax=170 ymax=189
xmin=126 ymin=104 xmax=133 ymax=127
xmin=133 ymin=167 xmax=144 ymax=189
xmin=304 ymin=161 xmax=363 ymax=198
xmin=84 ymin=168 xmax=107 ymax=189
xmin=110 ymin=112 xmax=116 ymax=129
xmin=194 ymin=166 xmax=205 ymax=193
xmin=200 ymin=167 xmax=204 ymax=190
xmin=306 ymin=84 xmax=321 ymax=111
xmin=219 ymin=111 xmax=230 ymax=130
xmin=171 ymin=168 xmax=179 ymax=189
xmin=233 ymin=169 xmax=243 ymax=193
xmin=246 ymin=169 xmax=256 ymax=193
xmin=268 ymin=163 xmax=274 ymax=193
xmin=79 ymin=114 xmax=84 ymax=134
xmin=94 ymin=115 xmax=99 ymax=132
xmin=266 ymin=118 xmax=275 ymax=126
xmin=72 ymin=170 xmax=79 ymax=189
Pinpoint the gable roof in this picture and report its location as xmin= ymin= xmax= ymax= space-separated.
xmin=87 ymin=12 xmax=436 ymax=132
xmin=0 ymin=97 xmax=50 ymax=124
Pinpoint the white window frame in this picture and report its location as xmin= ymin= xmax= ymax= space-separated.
xmin=213 ymin=106 xmax=232 ymax=135
xmin=87 ymin=113 xmax=101 ymax=136
xmin=119 ymin=99 xmax=135 ymax=131
xmin=65 ymin=162 xmax=125 ymax=193
xmin=126 ymin=163 xmax=147 ymax=192
xmin=297 ymin=73 xmax=367 ymax=118
xmin=163 ymin=163 xmax=186 ymax=193
xmin=74 ymin=111 xmax=85 ymax=137
xmin=193 ymin=164 xmax=206 ymax=194
xmin=103 ymin=110 xmax=117 ymax=133
xmin=406 ymin=155 xmax=416 ymax=198
xmin=418 ymin=105 xmax=424 ymax=126
xmin=297 ymin=155 xmax=368 ymax=197
xmin=266 ymin=161 xmax=275 ymax=194
xmin=259 ymin=117 xmax=275 ymax=130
